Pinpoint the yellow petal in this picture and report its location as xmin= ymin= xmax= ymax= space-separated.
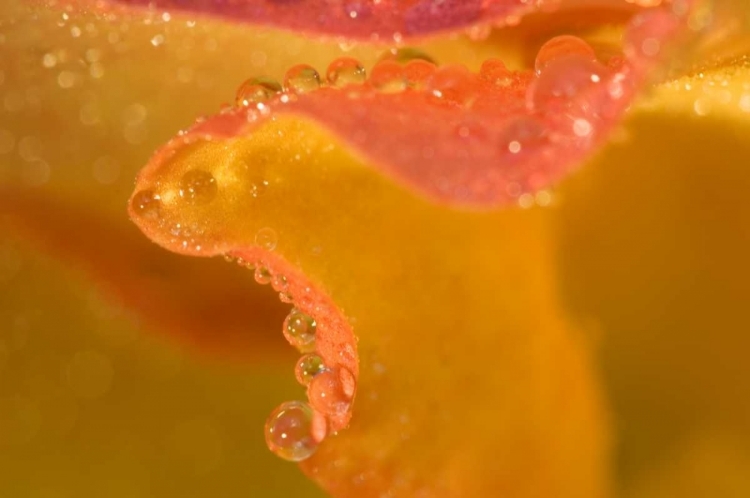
xmin=130 ymin=113 xmax=612 ymax=496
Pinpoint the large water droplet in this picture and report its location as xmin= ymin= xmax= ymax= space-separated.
xmin=295 ymin=354 xmax=326 ymax=386
xmin=426 ymin=65 xmax=477 ymax=107
xmin=369 ymin=60 xmax=407 ymax=93
xmin=236 ymin=77 xmax=282 ymax=106
xmin=527 ymin=55 xmax=608 ymax=113
xmin=326 ymin=57 xmax=366 ymax=87
xmin=265 ymin=401 xmax=317 ymax=462
xmin=179 ymin=169 xmax=217 ymax=205
xmin=131 ymin=190 xmax=161 ymax=220
xmin=308 ymin=368 xmax=353 ymax=417
xmin=255 ymin=227 xmax=277 ymax=251
xmin=284 ymin=64 xmax=321 ymax=94
xmin=534 ymin=35 xmax=596 ymax=74
xmin=283 ymin=308 xmax=316 ymax=351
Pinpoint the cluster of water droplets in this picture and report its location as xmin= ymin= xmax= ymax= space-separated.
xmin=233 ymin=47 xmax=473 ymax=108
xmin=227 ymin=12 xmax=673 ymax=207
xmin=222 ymin=234 xmax=355 ymax=462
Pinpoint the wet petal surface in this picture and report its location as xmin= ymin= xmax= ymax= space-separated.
xmin=134 ymin=3 xmax=695 ymax=208
xmin=130 ymin=110 xmax=612 ymax=496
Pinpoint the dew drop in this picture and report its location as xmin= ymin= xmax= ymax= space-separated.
xmin=326 ymin=57 xmax=366 ymax=87
xmin=283 ymin=64 xmax=321 ymax=94
xmin=426 ymin=65 xmax=477 ymax=107
xmin=369 ymin=60 xmax=407 ymax=93
xmin=295 ymin=354 xmax=326 ymax=386
xmin=403 ymin=59 xmax=437 ymax=89
xmin=265 ymin=401 xmax=317 ymax=462
xmin=479 ymin=59 xmax=513 ymax=87
xmin=308 ymin=368 xmax=353 ymax=417
xmin=254 ymin=266 xmax=272 ymax=285
xmin=378 ymin=47 xmax=436 ymax=65
xmin=271 ymin=274 xmax=288 ymax=291
xmin=534 ymin=35 xmax=596 ymax=74
xmin=255 ymin=227 xmax=277 ymax=251
xmin=527 ymin=55 xmax=608 ymax=113
xmin=179 ymin=169 xmax=217 ymax=204
xmin=283 ymin=308 xmax=316 ymax=351
xmin=235 ymin=77 xmax=282 ymax=106
xmin=131 ymin=190 xmax=161 ymax=220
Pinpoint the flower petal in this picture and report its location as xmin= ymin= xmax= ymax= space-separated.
xmin=129 ymin=113 xmax=612 ymax=495
xmin=129 ymin=3 xmax=694 ymax=208
xmin=103 ymin=0 xmax=640 ymax=40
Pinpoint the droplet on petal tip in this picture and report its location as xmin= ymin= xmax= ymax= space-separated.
xmin=265 ymin=400 xmax=318 ymax=462
xmin=131 ymin=189 xmax=162 ymax=220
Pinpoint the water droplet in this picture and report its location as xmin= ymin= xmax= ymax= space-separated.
xmin=534 ymin=35 xmax=596 ymax=74
xmin=479 ymin=59 xmax=513 ymax=87
xmin=254 ymin=266 xmax=272 ymax=285
xmin=308 ymin=368 xmax=353 ymax=417
xmin=265 ymin=401 xmax=317 ymax=462
xmin=131 ymin=190 xmax=161 ymax=220
xmin=283 ymin=308 xmax=316 ymax=351
xmin=271 ymin=274 xmax=288 ymax=291
xmin=283 ymin=64 xmax=321 ymax=94
xmin=527 ymin=55 xmax=608 ymax=113
xmin=179 ymin=169 xmax=217 ymax=204
xmin=426 ymin=65 xmax=477 ymax=106
xmin=378 ymin=47 xmax=436 ymax=65
xmin=369 ymin=60 xmax=407 ymax=93
xmin=326 ymin=57 xmax=366 ymax=87
xmin=403 ymin=59 xmax=437 ymax=89
xmin=255 ymin=227 xmax=277 ymax=251
xmin=295 ymin=354 xmax=326 ymax=386
xmin=236 ymin=77 xmax=282 ymax=106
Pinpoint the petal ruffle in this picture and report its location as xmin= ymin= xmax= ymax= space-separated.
xmin=129 ymin=3 xmax=694 ymax=208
